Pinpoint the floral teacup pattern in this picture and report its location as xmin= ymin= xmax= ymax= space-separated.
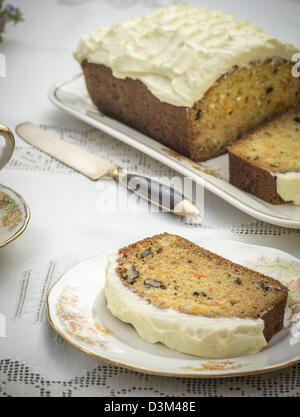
xmin=0 ymin=184 xmax=30 ymax=247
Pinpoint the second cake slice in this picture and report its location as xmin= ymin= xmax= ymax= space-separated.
xmin=228 ymin=107 xmax=300 ymax=205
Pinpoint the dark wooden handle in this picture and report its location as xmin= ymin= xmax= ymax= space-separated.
xmin=117 ymin=172 xmax=200 ymax=217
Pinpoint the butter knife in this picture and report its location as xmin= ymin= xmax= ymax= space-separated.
xmin=16 ymin=123 xmax=200 ymax=217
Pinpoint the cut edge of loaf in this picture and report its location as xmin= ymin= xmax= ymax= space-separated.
xmin=188 ymin=58 xmax=300 ymax=161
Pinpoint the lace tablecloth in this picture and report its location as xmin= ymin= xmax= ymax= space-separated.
xmin=0 ymin=0 xmax=300 ymax=397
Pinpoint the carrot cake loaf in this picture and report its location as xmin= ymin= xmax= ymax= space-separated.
xmin=74 ymin=4 xmax=300 ymax=161
xmin=105 ymin=233 xmax=288 ymax=358
xmin=228 ymin=107 xmax=300 ymax=205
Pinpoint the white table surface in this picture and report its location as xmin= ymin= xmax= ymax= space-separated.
xmin=0 ymin=0 xmax=300 ymax=397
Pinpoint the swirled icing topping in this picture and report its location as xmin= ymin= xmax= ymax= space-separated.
xmin=74 ymin=4 xmax=299 ymax=107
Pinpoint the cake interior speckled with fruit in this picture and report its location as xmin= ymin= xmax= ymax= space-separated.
xmin=105 ymin=233 xmax=288 ymax=358
xmin=74 ymin=4 xmax=300 ymax=162
xmin=228 ymin=107 xmax=300 ymax=205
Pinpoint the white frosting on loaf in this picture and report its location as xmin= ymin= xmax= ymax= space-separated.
xmin=74 ymin=4 xmax=299 ymax=107
xmin=105 ymin=250 xmax=267 ymax=358
xmin=275 ymin=172 xmax=300 ymax=205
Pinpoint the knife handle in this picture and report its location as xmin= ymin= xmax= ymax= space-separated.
xmin=113 ymin=170 xmax=200 ymax=217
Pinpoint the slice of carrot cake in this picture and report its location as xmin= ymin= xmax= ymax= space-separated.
xmin=105 ymin=233 xmax=288 ymax=358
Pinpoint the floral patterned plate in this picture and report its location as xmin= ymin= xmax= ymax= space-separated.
xmin=0 ymin=184 xmax=30 ymax=248
xmin=49 ymin=74 xmax=300 ymax=229
xmin=47 ymin=240 xmax=300 ymax=378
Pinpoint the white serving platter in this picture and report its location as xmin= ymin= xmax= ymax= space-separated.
xmin=49 ymin=74 xmax=300 ymax=229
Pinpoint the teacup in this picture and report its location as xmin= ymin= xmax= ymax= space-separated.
xmin=0 ymin=125 xmax=15 ymax=171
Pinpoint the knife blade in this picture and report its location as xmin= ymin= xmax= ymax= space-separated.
xmin=16 ymin=122 xmax=200 ymax=217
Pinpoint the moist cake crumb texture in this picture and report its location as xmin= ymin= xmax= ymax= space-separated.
xmin=228 ymin=106 xmax=300 ymax=204
xmin=229 ymin=107 xmax=300 ymax=173
xmin=116 ymin=233 xmax=288 ymax=340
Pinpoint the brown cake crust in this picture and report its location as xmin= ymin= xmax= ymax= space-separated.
xmin=116 ymin=233 xmax=288 ymax=342
xmin=82 ymin=61 xmax=192 ymax=157
xmin=228 ymin=151 xmax=284 ymax=205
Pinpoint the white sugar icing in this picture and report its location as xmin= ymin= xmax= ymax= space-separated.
xmin=74 ymin=4 xmax=298 ymax=107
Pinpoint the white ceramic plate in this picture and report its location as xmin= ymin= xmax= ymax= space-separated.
xmin=49 ymin=74 xmax=300 ymax=229
xmin=47 ymin=239 xmax=300 ymax=378
xmin=0 ymin=183 xmax=30 ymax=248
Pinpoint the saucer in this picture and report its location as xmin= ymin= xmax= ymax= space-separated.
xmin=0 ymin=183 xmax=30 ymax=248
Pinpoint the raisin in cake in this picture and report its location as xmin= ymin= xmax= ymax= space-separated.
xmin=228 ymin=107 xmax=300 ymax=205
xmin=74 ymin=4 xmax=300 ymax=162
xmin=105 ymin=233 xmax=288 ymax=358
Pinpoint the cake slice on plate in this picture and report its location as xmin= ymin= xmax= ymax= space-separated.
xmin=74 ymin=4 xmax=300 ymax=162
xmin=105 ymin=233 xmax=288 ymax=358
xmin=228 ymin=107 xmax=300 ymax=205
